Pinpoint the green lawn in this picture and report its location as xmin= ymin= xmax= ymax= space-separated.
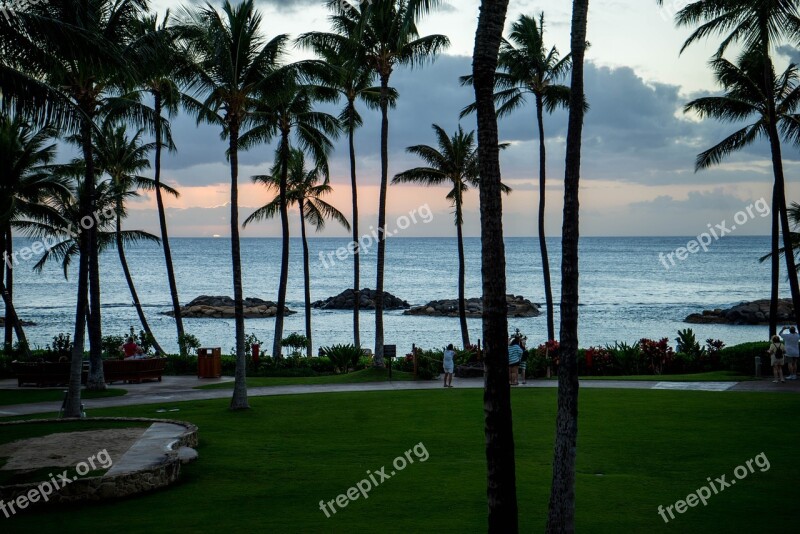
xmin=195 ymin=367 xmax=416 ymax=389
xmin=1 ymin=387 xmax=797 ymax=532
xmin=0 ymin=388 xmax=126 ymax=407
xmin=575 ymin=371 xmax=750 ymax=382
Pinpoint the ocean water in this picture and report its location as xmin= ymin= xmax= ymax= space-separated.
xmin=4 ymin=235 xmax=781 ymax=354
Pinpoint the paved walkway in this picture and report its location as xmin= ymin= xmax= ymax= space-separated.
xmin=1 ymin=375 xmax=798 ymax=417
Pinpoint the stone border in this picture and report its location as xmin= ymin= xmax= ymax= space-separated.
xmin=0 ymin=417 xmax=198 ymax=504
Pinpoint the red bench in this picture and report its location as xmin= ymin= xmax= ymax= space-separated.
xmin=103 ymin=358 xmax=167 ymax=384
xmin=13 ymin=358 xmax=166 ymax=386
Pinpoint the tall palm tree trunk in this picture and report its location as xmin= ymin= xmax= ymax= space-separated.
xmin=0 ymin=229 xmax=28 ymax=354
xmin=273 ymin=137 xmax=291 ymax=360
xmin=455 ymin=191 xmax=470 ymax=349
xmin=299 ymin=199 xmax=313 ymax=357
xmin=536 ymin=94 xmax=555 ymax=341
xmin=229 ymin=123 xmax=249 ymax=410
xmin=348 ymin=109 xmax=361 ymax=350
xmin=374 ymin=75 xmax=390 ymax=367
xmin=770 ymin=183 xmax=779 ymax=337
xmin=83 ymin=117 xmax=105 ymax=391
xmin=115 ymin=205 xmax=165 ymax=355
xmin=547 ymin=1 xmax=589 ymax=532
xmin=4 ymin=228 xmax=14 ymax=349
xmin=474 ymin=1 xmax=517 ymax=531
xmin=153 ymin=91 xmax=185 ymax=354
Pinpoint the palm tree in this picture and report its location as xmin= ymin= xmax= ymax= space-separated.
xmin=297 ymin=19 xmax=392 ymax=352
xmin=240 ymin=70 xmax=339 ymax=359
xmin=131 ymin=12 xmax=189 ymax=354
xmin=333 ymin=0 xmax=449 ymax=365
xmin=0 ymin=114 xmax=65 ymax=353
xmin=393 ymin=124 xmax=510 ymax=349
xmin=547 ymin=1 xmax=590 ymax=532
xmin=462 ymin=13 xmax=571 ymax=342
xmin=687 ymin=52 xmax=800 ymax=329
xmin=471 ymin=0 xmax=517 ymax=531
xmin=245 ymin=148 xmax=349 ymax=358
xmin=182 ymin=0 xmax=288 ymax=409
xmin=658 ymin=0 xmax=800 ymax=334
xmin=9 ymin=0 xmax=154 ymax=399
xmin=92 ymin=121 xmax=179 ymax=356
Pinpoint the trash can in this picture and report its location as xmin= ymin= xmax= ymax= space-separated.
xmin=198 ymin=347 xmax=222 ymax=378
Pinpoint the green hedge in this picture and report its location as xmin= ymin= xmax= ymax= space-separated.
xmin=719 ymin=341 xmax=770 ymax=376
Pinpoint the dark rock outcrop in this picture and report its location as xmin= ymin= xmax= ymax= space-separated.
xmin=405 ymin=295 xmax=540 ymax=318
xmin=163 ymin=295 xmax=295 ymax=318
xmin=0 ymin=318 xmax=35 ymax=327
xmin=685 ymin=298 xmax=794 ymax=325
xmin=312 ymin=288 xmax=410 ymax=310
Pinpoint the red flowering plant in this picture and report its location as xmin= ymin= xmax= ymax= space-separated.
xmin=585 ymin=346 xmax=615 ymax=375
xmin=639 ymin=337 xmax=674 ymax=375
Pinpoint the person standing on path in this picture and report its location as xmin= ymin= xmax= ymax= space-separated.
xmin=779 ymin=326 xmax=799 ymax=380
xmin=442 ymin=344 xmax=455 ymax=388
xmin=768 ymin=335 xmax=786 ymax=384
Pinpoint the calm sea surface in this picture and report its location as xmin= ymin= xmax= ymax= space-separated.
xmin=5 ymin=236 xmax=781 ymax=354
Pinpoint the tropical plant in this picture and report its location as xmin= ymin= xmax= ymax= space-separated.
xmin=297 ymin=17 xmax=393 ymax=351
xmin=461 ymin=13 xmax=572 ymax=342
xmin=658 ymin=0 xmax=800 ymax=337
xmin=675 ymin=328 xmax=705 ymax=358
xmin=281 ymin=333 xmax=310 ymax=354
xmin=0 ymin=114 xmax=65 ymax=354
xmin=686 ymin=51 xmax=800 ymax=334
xmin=333 ymin=0 xmax=449 ymax=365
xmin=244 ymin=147 xmax=348 ymax=359
xmin=393 ymin=123 xmax=510 ymax=349
xmin=472 ymin=0 xmax=517 ymax=530
xmin=130 ymin=11 xmax=189 ymax=355
xmin=548 ymin=1 xmax=590 ymax=531
xmin=319 ymin=343 xmax=361 ymax=373
xmin=240 ymin=69 xmax=339 ymax=360
xmin=181 ymin=0 xmax=288 ymax=409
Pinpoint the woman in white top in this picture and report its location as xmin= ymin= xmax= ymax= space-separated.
xmin=442 ymin=344 xmax=455 ymax=388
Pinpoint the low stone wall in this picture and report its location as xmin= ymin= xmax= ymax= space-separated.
xmin=0 ymin=417 xmax=198 ymax=505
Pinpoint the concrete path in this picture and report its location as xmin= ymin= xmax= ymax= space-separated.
xmin=1 ymin=375 xmax=798 ymax=418
xmin=105 ymin=422 xmax=195 ymax=476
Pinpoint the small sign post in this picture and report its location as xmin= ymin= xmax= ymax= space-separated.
xmin=384 ymin=345 xmax=396 ymax=380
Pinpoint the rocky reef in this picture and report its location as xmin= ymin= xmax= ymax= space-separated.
xmin=163 ymin=296 xmax=295 ymax=318
xmin=312 ymin=288 xmax=410 ymax=310
xmin=685 ymin=298 xmax=794 ymax=325
xmin=404 ymin=295 xmax=540 ymax=318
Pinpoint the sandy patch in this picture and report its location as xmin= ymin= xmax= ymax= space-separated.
xmin=0 ymin=428 xmax=147 ymax=471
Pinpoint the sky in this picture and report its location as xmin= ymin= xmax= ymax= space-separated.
xmin=112 ymin=0 xmax=800 ymax=238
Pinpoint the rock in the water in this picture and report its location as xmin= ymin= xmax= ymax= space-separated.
xmin=312 ymin=288 xmax=410 ymax=310
xmin=685 ymin=298 xmax=793 ymax=325
xmin=0 ymin=318 xmax=35 ymax=327
xmin=163 ymin=295 xmax=295 ymax=318
xmin=404 ymin=295 xmax=541 ymax=318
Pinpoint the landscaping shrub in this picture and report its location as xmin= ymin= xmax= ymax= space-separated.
xmin=319 ymin=344 xmax=362 ymax=373
xmin=719 ymin=341 xmax=769 ymax=375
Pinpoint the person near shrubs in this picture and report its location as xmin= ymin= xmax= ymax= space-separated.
xmin=508 ymin=338 xmax=523 ymax=385
xmin=442 ymin=344 xmax=455 ymax=388
xmin=768 ymin=334 xmax=786 ymax=384
xmin=779 ymin=325 xmax=799 ymax=380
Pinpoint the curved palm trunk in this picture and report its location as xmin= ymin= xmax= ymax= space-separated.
xmin=455 ymin=190 xmax=470 ymax=349
xmin=299 ymin=199 xmax=313 ymax=357
xmin=474 ymin=1 xmax=517 ymax=532
xmin=0 ymin=229 xmax=28 ymax=354
xmin=348 ymin=107 xmax=361 ymax=350
xmin=229 ymin=123 xmax=249 ymax=410
xmin=83 ymin=117 xmax=105 ymax=391
xmin=115 ymin=204 xmax=165 ymax=355
xmin=374 ymin=75 xmax=391 ymax=367
xmin=536 ymin=94 xmax=555 ymax=341
xmin=770 ymin=184 xmax=779 ymax=337
xmin=273 ymin=137 xmax=291 ymax=360
xmin=153 ymin=91 xmax=185 ymax=354
xmin=4 ymin=228 xmax=14 ymax=350
xmin=547 ymin=2 xmax=589 ymax=532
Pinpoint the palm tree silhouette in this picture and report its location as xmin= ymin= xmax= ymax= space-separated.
xmin=393 ymin=124 xmax=510 ymax=349
xmin=245 ymin=148 xmax=349 ymax=358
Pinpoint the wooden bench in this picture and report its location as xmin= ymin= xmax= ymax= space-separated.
xmin=12 ymin=361 xmax=87 ymax=387
xmin=103 ymin=358 xmax=167 ymax=384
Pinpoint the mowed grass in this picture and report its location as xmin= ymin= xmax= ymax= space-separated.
xmin=1 ymin=388 xmax=797 ymax=533
xmin=195 ymin=367 xmax=415 ymax=389
xmin=0 ymin=388 xmax=126 ymax=407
